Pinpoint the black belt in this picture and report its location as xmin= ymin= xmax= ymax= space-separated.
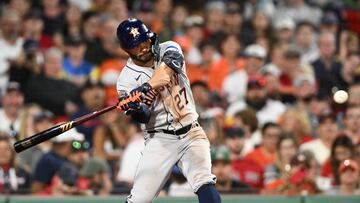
xmin=147 ymin=122 xmax=199 ymax=135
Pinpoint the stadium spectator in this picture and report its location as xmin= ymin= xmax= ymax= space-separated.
xmin=71 ymin=79 xmax=105 ymax=147
xmin=62 ymin=3 xmax=83 ymax=40
xmin=273 ymin=0 xmax=322 ymax=26
xmin=211 ymin=145 xmax=254 ymax=194
xmin=17 ymin=110 xmax=54 ymax=174
xmin=63 ymin=36 xmax=98 ymax=88
xmin=264 ymin=134 xmax=299 ymax=185
xmin=340 ymin=52 xmax=360 ymax=88
xmin=0 ymin=82 xmax=24 ymax=140
xmin=292 ymin=74 xmax=317 ymax=111
xmin=279 ymin=48 xmax=315 ymax=104
xmin=9 ymin=12 xmax=43 ymax=88
xmin=229 ymin=108 xmax=260 ymax=156
xmin=263 ymin=151 xmax=319 ymax=195
xmin=273 ymin=17 xmax=295 ymax=45
xmin=31 ymin=129 xmax=84 ymax=194
xmin=223 ymin=127 xmax=264 ymax=190
xmin=278 ymin=107 xmax=313 ymax=144
xmin=347 ymin=83 xmax=360 ymax=107
xmin=311 ymin=32 xmax=345 ymax=97
xmin=208 ymin=34 xmax=244 ymax=95
xmin=293 ymin=21 xmax=319 ymax=65
xmin=341 ymin=105 xmax=360 ymax=144
xmin=241 ymin=9 xmax=273 ymax=47
xmin=227 ymin=76 xmax=286 ymax=126
xmin=300 ymin=113 xmax=338 ymax=166
xmin=325 ymin=159 xmax=360 ymax=195
xmin=84 ymin=15 xmax=123 ymax=65
xmin=77 ymin=157 xmax=112 ymax=195
xmin=321 ymin=135 xmax=354 ymax=186
xmin=260 ymin=43 xmax=287 ymax=78
xmin=0 ymin=135 xmax=30 ymax=194
xmin=222 ymin=44 xmax=266 ymax=104
xmin=186 ymin=42 xmax=219 ymax=85
xmin=24 ymin=48 xmax=80 ymax=116
xmin=106 ymin=0 xmax=128 ymax=23
xmin=0 ymin=9 xmax=23 ymax=94
xmin=245 ymin=122 xmax=281 ymax=170
xmin=51 ymin=139 xmax=90 ymax=195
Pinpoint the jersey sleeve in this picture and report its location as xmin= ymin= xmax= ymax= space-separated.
xmin=160 ymin=41 xmax=186 ymax=73
xmin=116 ymin=70 xmax=134 ymax=97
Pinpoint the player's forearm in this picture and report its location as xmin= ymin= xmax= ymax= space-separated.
xmin=147 ymin=62 xmax=175 ymax=89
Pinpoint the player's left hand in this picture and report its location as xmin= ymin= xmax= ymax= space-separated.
xmin=131 ymin=82 xmax=153 ymax=95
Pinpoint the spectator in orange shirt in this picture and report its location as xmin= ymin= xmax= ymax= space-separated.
xmin=187 ymin=42 xmax=218 ymax=85
xmin=208 ymin=34 xmax=245 ymax=94
xmin=264 ymin=133 xmax=299 ymax=185
xmin=245 ymin=122 xmax=281 ymax=170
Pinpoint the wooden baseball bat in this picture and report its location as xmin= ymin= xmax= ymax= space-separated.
xmin=14 ymin=91 xmax=143 ymax=153
xmin=13 ymin=104 xmax=117 ymax=153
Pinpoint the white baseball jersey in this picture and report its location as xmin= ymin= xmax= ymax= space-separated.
xmin=116 ymin=41 xmax=216 ymax=203
xmin=116 ymin=41 xmax=198 ymax=132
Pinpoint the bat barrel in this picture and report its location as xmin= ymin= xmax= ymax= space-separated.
xmin=14 ymin=105 xmax=118 ymax=153
xmin=14 ymin=123 xmax=66 ymax=153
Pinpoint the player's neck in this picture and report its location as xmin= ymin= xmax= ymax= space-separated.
xmin=132 ymin=58 xmax=155 ymax=68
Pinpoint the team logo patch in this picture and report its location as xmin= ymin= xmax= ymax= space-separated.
xmin=130 ymin=27 xmax=140 ymax=38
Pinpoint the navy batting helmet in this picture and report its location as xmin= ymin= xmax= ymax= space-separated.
xmin=117 ymin=18 xmax=156 ymax=49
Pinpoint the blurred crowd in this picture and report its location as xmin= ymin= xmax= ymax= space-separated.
xmin=0 ymin=0 xmax=360 ymax=197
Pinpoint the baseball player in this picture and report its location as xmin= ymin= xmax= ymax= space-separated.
xmin=116 ymin=18 xmax=221 ymax=203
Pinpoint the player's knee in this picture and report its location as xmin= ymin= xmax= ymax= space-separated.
xmin=196 ymin=183 xmax=221 ymax=203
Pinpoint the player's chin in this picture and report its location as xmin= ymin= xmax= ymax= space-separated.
xmin=137 ymin=52 xmax=153 ymax=62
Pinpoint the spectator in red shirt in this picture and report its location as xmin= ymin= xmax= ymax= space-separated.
xmin=321 ymin=135 xmax=355 ymax=186
xmin=224 ymin=127 xmax=264 ymax=189
xmin=210 ymin=145 xmax=254 ymax=194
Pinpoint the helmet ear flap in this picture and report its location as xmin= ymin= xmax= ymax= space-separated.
xmin=150 ymin=33 xmax=160 ymax=62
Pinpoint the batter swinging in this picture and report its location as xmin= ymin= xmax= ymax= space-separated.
xmin=116 ymin=18 xmax=221 ymax=203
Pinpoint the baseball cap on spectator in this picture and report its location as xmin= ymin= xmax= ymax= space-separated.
xmin=284 ymin=47 xmax=301 ymax=59
xmin=52 ymin=128 xmax=85 ymax=143
xmin=226 ymin=2 xmax=241 ymax=14
xmin=293 ymin=74 xmax=315 ymax=88
xmin=184 ymin=15 xmax=204 ymax=28
xmin=80 ymin=157 xmax=109 ymax=178
xmin=224 ymin=127 xmax=245 ymax=139
xmin=82 ymin=79 xmax=104 ymax=92
xmin=211 ymin=145 xmax=231 ymax=163
xmin=247 ymin=76 xmax=266 ymax=89
xmin=274 ymin=17 xmax=295 ymax=31
xmin=338 ymin=159 xmax=359 ymax=173
xmin=33 ymin=110 xmax=54 ymax=123
xmin=205 ymin=1 xmax=226 ymax=12
xmin=321 ymin=12 xmax=339 ymax=25
xmin=6 ymin=81 xmax=21 ymax=93
xmin=65 ymin=36 xmax=85 ymax=46
xmin=244 ymin=44 xmax=267 ymax=60
xmin=23 ymin=10 xmax=42 ymax=20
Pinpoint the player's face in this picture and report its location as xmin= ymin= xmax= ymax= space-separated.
xmin=126 ymin=39 xmax=153 ymax=63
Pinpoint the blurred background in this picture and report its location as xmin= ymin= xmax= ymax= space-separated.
xmin=0 ymin=0 xmax=359 ymax=201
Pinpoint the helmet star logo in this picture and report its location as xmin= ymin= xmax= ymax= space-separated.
xmin=129 ymin=27 xmax=140 ymax=38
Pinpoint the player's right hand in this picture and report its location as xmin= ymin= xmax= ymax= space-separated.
xmin=117 ymin=94 xmax=140 ymax=112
